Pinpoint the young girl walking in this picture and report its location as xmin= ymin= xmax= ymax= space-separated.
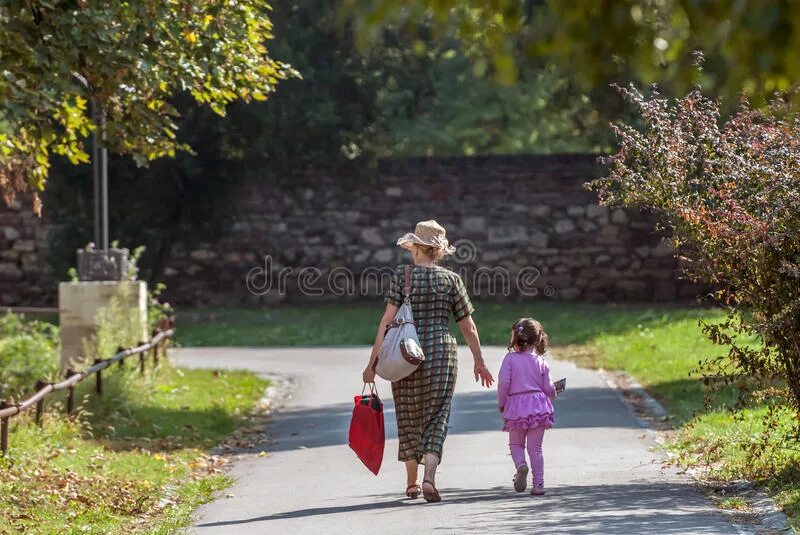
xmin=497 ymin=318 xmax=557 ymax=495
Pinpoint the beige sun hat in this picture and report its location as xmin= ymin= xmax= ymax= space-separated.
xmin=396 ymin=220 xmax=456 ymax=254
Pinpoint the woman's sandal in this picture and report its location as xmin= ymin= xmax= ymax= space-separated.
xmin=406 ymin=484 xmax=421 ymax=499
xmin=421 ymin=479 xmax=441 ymax=503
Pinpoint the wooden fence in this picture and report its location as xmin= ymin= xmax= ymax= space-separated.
xmin=0 ymin=324 xmax=174 ymax=453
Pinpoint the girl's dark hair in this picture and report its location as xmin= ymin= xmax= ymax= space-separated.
xmin=508 ymin=318 xmax=549 ymax=355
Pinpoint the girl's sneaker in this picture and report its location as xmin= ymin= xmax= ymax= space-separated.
xmin=531 ymin=485 xmax=546 ymax=496
xmin=513 ymin=465 xmax=529 ymax=492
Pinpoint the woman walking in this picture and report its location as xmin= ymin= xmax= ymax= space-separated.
xmin=362 ymin=220 xmax=494 ymax=502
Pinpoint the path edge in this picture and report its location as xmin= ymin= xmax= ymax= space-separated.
xmin=597 ymin=367 xmax=792 ymax=535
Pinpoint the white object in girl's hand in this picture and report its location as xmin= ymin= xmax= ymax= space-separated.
xmin=554 ymin=378 xmax=566 ymax=395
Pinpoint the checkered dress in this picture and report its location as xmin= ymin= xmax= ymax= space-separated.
xmin=385 ymin=264 xmax=475 ymax=463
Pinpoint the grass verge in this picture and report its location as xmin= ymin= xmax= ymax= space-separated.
xmin=0 ymin=362 xmax=268 ymax=534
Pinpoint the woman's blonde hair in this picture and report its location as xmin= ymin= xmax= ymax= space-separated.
xmin=413 ymin=243 xmax=447 ymax=262
xmin=508 ymin=317 xmax=549 ymax=355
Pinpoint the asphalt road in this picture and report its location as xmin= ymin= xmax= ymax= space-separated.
xmin=173 ymin=346 xmax=740 ymax=535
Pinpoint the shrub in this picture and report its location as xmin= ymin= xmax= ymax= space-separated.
xmin=589 ymin=83 xmax=800 ymax=422
xmin=0 ymin=313 xmax=59 ymax=401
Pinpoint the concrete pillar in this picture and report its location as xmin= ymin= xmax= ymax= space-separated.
xmin=58 ymin=281 xmax=148 ymax=372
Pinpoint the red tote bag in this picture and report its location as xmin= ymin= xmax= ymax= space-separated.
xmin=348 ymin=383 xmax=385 ymax=475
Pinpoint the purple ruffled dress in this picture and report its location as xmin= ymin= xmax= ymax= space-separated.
xmin=497 ymin=350 xmax=556 ymax=431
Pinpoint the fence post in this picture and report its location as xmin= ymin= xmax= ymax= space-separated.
xmin=0 ymin=401 xmax=9 ymax=453
xmin=35 ymin=380 xmax=46 ymax=425
xmin=94 ymin=359 xmax=103 ymax=395
xmin=117 ymin=346 xmax=126 ymax=368
xmin=65 ymin=370 xmax=77 ymax=417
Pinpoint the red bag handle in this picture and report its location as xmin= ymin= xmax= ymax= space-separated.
xmin=361 ymin=382 xmax=377 ymax=396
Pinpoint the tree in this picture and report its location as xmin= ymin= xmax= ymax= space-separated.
xmin=342 ymin=0 xmax=800 ymax=104
xmin=0 ymin=0 xmax=294 ymax=212
xmin=382 ymin=56 xmax=609 ymax=156
xmin=589 ymin=83 xmax=800 ymax=419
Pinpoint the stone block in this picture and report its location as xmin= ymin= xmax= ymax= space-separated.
xmin=559 ymin=288 xmax=581 ymax=300
xmin=488 ymin=226 xmax=527 ymax=244
xmin=567 ymin=205 xmax=586 ymax=217
xmin=12 ymin=239 xmax=35 ymax=252
xmin=586 ymin=204 xmax=608 ymax=219
xmin=58 ymin=281 xmax=148 ymax=371
xmin=530 ymin=206 xmax=551 ymax=217
xmin=373 ymin=248 xmax=393 ymax=263
xmin=190 ymin=249 xmax=217 ymax=261
xmin=2 ymin=226 xmax=20 ymax=241
xmin=530 ymin=231 xmax=549 ymax=249
xmin=652 ymin=241 xmax=675 ymax=257
xmin=461 ymin=216 xmax=486 ymax=233
xmin=360 ymin=227 xmax=384 ymax=246
xmin=635 ymin=245 xmax=651 ymax=258
xmin=0 ymin=262 xmax=23 ymax=280
xmin=554 ymin=219 xmax=576 ymax=234
xmin=611 ymin=209 xmax=629 ymax=224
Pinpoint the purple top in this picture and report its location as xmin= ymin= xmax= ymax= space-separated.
xmin=497 ymin=350 xmax=556 ymax=431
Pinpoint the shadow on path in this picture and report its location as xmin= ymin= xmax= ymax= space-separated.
xmin=258 ymin=386 xmax=639 ymax=453
xmin=195 ymin=482 xmax=724 ymax=534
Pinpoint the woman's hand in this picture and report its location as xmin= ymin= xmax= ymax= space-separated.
xmin=362 ymin=366 xmax=376 ymax=384
xmin=474 ymin=359 xmax=494 ymax=387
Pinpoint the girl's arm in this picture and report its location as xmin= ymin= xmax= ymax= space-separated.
xmin=458 ymin=315 xmax=494 ymax=387
xmin=362 ymin=303 xmax=398 ymax=383
xmin=497 ymin=355 xmax=512 ymax=410
xmin=541 ymin=359 xmax=557 ymax=399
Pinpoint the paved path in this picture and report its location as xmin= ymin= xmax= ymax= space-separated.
xmin=173 ymin=347 xmax=739 ymax=535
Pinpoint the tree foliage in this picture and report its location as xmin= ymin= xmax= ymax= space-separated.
xmin=383 ymin=57 xmax=607 ymax=156
xmin=590 ymin=83 xmax=800 ymax=418
xmin=343 ymin=0 xmax=800 ymax=103
xmin=0 ymin=0 xmax=294 ymax=212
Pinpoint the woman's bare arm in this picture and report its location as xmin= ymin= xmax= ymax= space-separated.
xmin=363 ymin=302 xmax=398 ymax=382
xmin=458 ymin=315 xmax=494 ymax=387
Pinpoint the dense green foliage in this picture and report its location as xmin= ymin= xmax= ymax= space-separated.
xmin=0 ymin=313 xmax=60 ymax=400
xmin=0 ymin=0 xmax=293 ymax=211
xmin=590 ymin=83 xmax=800 ymax=424
xmin=384 ymin=56 xmax=605 ymax=156
xmin=344 ymin=0 xmax=800 ymax=105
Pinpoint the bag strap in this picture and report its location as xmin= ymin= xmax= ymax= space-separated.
xmin=403 ymin=265 xmax=412 ymax=302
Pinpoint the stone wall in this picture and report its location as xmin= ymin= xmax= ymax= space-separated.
xmin=0 ymin=197 xmax=53 ymax=305
xmin=159 ymin=154 xmax=704 ymax=305
xmin=0 ymin=155 xmax=705 ymax=306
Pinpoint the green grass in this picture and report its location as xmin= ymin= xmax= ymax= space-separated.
xmin=0 ymin=363 xmax=267 ymax=534
xmin=176 ymin=302 xmax=709 ymax=347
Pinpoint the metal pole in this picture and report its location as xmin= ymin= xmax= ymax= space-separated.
xmin=92 ymin=99 xmax=100 ymax=248
xmin=100 ymin=111 xmax=109 ymax=253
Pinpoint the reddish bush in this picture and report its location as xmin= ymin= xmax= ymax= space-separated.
xmin=590 ymin=84 xmax=800 ymax=417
